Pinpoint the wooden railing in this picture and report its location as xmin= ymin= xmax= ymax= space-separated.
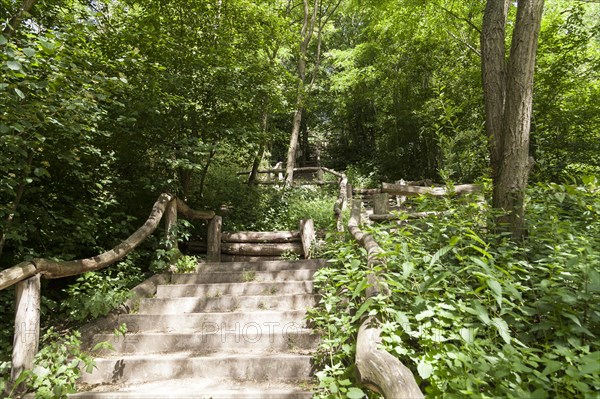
xmin=0 ymin=194 xmax=215 ymax=385
xmin=347 ymin=199 xmax=424 ymax=398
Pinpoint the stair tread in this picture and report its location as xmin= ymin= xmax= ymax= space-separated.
xmin=73 ymin=378 xmax=312 ymax=398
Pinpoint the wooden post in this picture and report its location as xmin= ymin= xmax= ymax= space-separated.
xmin=317 ymin=167 xmax=324 ymax=183
xmin=299 ymin=219 xmax=315 ymax=259
xmin=395 ymin=179 xmax=406 ymax=207
xmin=346 ymin=182 xmax=353 ymax=202
xmin=372 ymin=193 xmax=389 ymax=215
xmin=164 ymin=198 xmax=178 ymax=251
xmin=11 ymin=274 xmax=41 ymax=386
xmin=207 ymin=216 xmax=222 ymax=262
xmin=274 ymin=161 xmax=284 ymax=181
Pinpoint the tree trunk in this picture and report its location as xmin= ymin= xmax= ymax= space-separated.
xmin=482 ymin=0 xmax=545 ymax=239
xmin=249 ymin=111 xmax=270 ymax=185
xmin=285 ymin=0 xmax=318 ymax=185
xmin=3 ymin=0 xmax=37 ymax=37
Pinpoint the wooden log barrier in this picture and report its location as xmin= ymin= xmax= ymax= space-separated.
xmin=207 ymin=216 xmax=222 ymax=262
xmin=347 ymin=199 xmax=424 ymax=398
xmin=300 ymin=219 xmax=315 ymax=259
xmin=382 ymin=182 xmax=481 ymax=197
xmin=11 ymin=274 xmax=41 ymax=386
xmin=222 ymin=231 xmax=301 ymax=243
xmin=356 ymin=318 xmax=424 ymax=399
xmin=221 ymin=242 xmax=303 ymax=256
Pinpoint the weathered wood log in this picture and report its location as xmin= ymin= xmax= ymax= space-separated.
xmin=300 ymin=219 xmax=315 ymax=259
xmin=356 ymin=318 xmax=424 ymax=399
xmin=207 ymin=216 xmax=222 ymax=262
xmin=164 ymin=198 xmax=178 ymax=250
xmin=31 ymin=193 xmax=174 ymax=279
xmin=0 ymin=261 xmax=37 ymax=291
xmin=238 ymin=166 xmax=343 ymax=178
xmin=334 ymin=174 xmax=348 ymax=232
xmin=221 ymin=242 xmax=303 ymax=256
xmin=372 ymin=193 xmax=389 ymax=216
xmin=382 ymin=182 xmax=482 ymax=197
xmin=222 ymin=231 xmax=301 ymax=243
xmin=256 ymin=180 xmax=337 ymax=186
xmin=369 ymin=210 xmax=452 ymax=221
xmin=221 ymin=254 xmax=280 ymax=262
xmin=353 ymin=188 xmax=381 ymax=195
xmin=176 ymin=198 xmax=215 ymax=220
xmin=395 ymin=179 xmax=407 ymax=207
xmin=11 ymin=274 xmax=41 ymax=385
xmin=347 ymin=200 xmax=424 ymax=399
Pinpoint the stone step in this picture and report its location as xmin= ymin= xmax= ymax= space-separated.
xmin=138 ymin=294 xmax=316 ymax=314
xmin=156 ymin=281 xmax=313 ymax=298
xmin=92 ymin=329 xmax=318 ymax=355
xmin=71 ymin=379 xmax=312 ymax=398
xmin=194 ymin=259 xmax=324 ymax=273
xmin=117 ymin=310 xmax=309 ymax=333
xmin=170 ymin=269 xmax=316 ymax=285
xmin=80 ymin=353 xmax=313 ymax=385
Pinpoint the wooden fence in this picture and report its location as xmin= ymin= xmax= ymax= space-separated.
xmin=0 ymin=194 xmax=215 ymax=386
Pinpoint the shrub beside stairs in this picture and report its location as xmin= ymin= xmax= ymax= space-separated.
xmin=71 ymin=259 xmax=324 ymax=398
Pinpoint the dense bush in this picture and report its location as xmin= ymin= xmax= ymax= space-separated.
xmin=309 ymin=178 xmax=599 ymax=398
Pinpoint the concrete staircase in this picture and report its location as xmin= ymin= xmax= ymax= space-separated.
xmin=72 ymin=259 xmax=324 ymax=398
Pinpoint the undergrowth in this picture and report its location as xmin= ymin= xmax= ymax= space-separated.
xmin=308 ymin=177 xmax=599 ymax=398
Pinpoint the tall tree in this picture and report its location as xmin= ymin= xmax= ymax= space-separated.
xmin=285 ymin=0 xmax=341 ymax=184
xmin=481 ymin=0 xmax=545 ymax=238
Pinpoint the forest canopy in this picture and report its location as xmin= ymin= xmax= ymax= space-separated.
xmin=1 ymin=0 xmax=599 ymax=263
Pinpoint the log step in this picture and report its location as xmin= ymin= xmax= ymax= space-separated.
xmin=117 ymin=310 xmax=309 ymax=333
xmin=93 ymin=329 xmax=318 ymax=355
xmin=79 ymin=353 xmax=313 ymax=385
xmin=71 ymin=379 xmax=312 ymax=399
xmin=138 ymin=294 xmax=316 ymax=314
xmin=157 ymin=281 xmax=314 ymax=298
xmin=170 ymin=269 xmax=316 ymax=285
xmin=194 ymin=259 xmax=324 ymax=273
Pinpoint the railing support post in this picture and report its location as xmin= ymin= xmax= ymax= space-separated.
xmin=300 ymin=219 xmax=315 ymax=259
xmin=372 ymin=193 xmax=389 ymax=215
xmin=165 ymin=198 xmax=178 ymax=251
xmin=11 ymin=274 xmax=41 ymax=387
xmin=207 ymin=216 xmax=222 ymax=262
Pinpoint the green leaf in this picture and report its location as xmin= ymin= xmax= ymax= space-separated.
xmin=415 ymin=309 xmax=435 ymax=321
xmin=491 ymin=317 xmax=511 ymax=344
xmin=417 ymin=361 xmax=433 ymax=379
xmin=430 ymin=245 xmax=452 ymax=266
xmin=487 ymin=279 xmax=503 ymax=306
xmin=23 ymin=47 xmax=36 ymax=57
xmin=346 ymin=387 xmax=366 ymax=398
xmin=402 ymin=261 xmax=415 ymax=278
xmin=0 ymin=35 xmax=7 ymax=45
xmin=352 ymin=277 xmax=368 ymax=299
xmin=14 ymin=88 xmax=25 ymax=99
xmin=7 ymin=60 xmax=22 ymax=71
xmin=353 ymin=298 xmax=374 ymax=321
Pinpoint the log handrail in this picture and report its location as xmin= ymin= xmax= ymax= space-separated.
xmin=347 ymin=199 xmax=424 ymax=398
xmin=382 ymin=182 xmax=482 ymax=197
xmin=0 ymin=193 xmax=215 ymax=388
xmin=0 ymin=194 xmax=215 ymax=289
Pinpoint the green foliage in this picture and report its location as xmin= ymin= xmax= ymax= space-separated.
xmin=61 ymin=255 xmax=145 ymax=322
xmin=10 ymin=329 xmax=96 ymax=399
xmin=171 ymin=255 xmax=199 ymax=274
xmin=309 ymin=180 xmax=600 ymax=398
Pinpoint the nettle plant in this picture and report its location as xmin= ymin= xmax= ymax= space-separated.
xmin=308 ymin=178 xmax=599 ymax=398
